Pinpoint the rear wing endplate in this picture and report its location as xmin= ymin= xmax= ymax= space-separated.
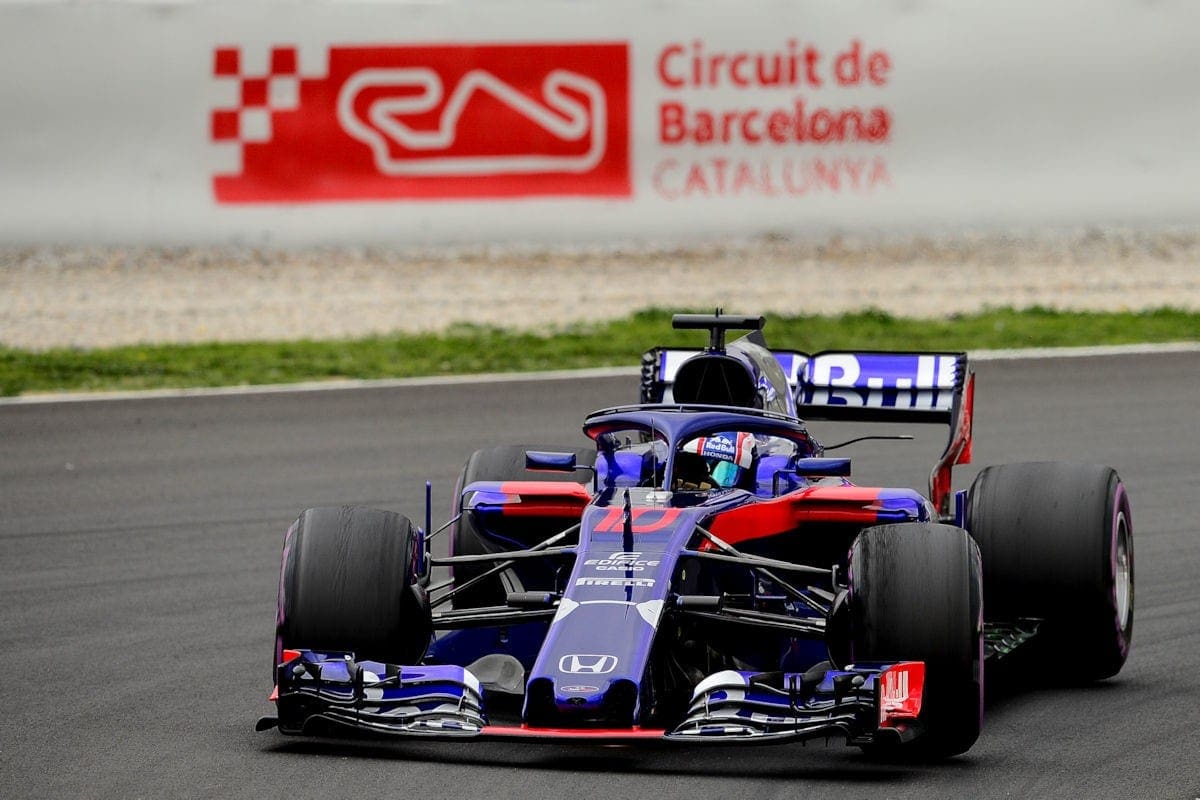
xmin=641 ymin=348 xmax=974 ymax=518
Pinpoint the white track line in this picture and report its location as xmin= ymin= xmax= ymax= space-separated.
xmin=0 ymin=366 xmax=640 ymax=406
xmin=969 ymin=341 xmax=1200 ymax=361
xmin=3 ymin=342 xmax=1198 ymax=406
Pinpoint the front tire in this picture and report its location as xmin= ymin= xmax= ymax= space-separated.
xmin=967 ymin=462 xmax=1133 ymax=680
xmin=275 ymin=506 xmax=430 ymax=672
xmin=449 ymin=444 xmax=594 ymax=607
xmin=849 ymin=522 xmax=984 ymax=759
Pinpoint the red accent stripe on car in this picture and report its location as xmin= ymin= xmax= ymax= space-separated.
xmin=490 ymin=481 xmax=592 ymax=517
xmin=495 ymin=482 xmax=593 ymax=500
xmin=704 ymin=486 xmax=886 ymax=548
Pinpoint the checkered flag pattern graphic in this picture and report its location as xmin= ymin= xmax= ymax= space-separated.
xmin=210 ymin=45 xmax=317 ymax=145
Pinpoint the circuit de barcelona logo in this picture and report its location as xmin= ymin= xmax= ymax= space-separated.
xmin=210 ymin=42 xmax=631 ymax=202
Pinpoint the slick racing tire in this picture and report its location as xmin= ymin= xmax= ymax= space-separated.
xmin=449 ymin=444 xmax=595 ymax=609
xmin=275 ymin=506 xmax=430 ymax=673
xmin=967 ymin=462 xmax=1133 ymax=681
xmin=849 ymin=522 xmax=984 ymax=759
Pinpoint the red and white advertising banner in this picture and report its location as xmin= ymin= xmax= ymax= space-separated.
xmin=1 ymin=1 xmax=1198 ymax=244
xmin=644 ymin=37 xmax=894 ymax=203
xmin=211 ymin=43 xmax=630 ymax=202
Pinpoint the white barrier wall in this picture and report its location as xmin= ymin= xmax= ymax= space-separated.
xmin=0 ymin=0 xmax=1197 ymax=245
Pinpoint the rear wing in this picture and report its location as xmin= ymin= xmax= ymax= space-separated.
xmin=641 ymin=348 xmax=974 ymax=517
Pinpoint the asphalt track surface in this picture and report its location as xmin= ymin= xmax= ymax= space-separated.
xmin=2 ymin=352 xmax=1198 ymax=799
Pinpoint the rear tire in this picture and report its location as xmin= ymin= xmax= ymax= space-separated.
xmin=849 ymin=522 xmax=983 ymax=759
xmin=275 ymin=506 xmax=430 ymax=672
xmin=450 ymin=444 xmax=595 ymax=608
xmin=967 ymin=462 xmax=1133 ymax=680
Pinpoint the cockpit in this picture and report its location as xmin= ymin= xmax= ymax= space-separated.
xmin=586 ymin=412 xmax=816 ymax=499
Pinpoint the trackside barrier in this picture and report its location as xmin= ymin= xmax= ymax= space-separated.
xmin=0 ymin=0 xmax=1197 ymax=245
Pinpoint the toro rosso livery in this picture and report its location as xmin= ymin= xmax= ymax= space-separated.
xmin=258 ymin=314 xmax=1133 ymax=758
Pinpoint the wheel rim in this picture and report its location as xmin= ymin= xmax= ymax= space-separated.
xmin=1114 ymin=512 xmax=1132 ymax=631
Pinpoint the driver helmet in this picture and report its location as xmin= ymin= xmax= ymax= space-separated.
xmin=678 ymin=431 xmax=757 ymax=489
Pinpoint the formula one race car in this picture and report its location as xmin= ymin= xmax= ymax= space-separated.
xmin=257 ymin=313 xmax=1134 ymax=758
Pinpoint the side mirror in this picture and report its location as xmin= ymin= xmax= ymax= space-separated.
xmin=772 ymin=458 xmax=852 ymax=496
xmin=525 ymin=450 xmax=578 ymax=472
xmin=791 ymin=458 xmax=852 ymax=477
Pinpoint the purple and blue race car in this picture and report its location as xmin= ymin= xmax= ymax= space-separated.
xmin=257 ymin=313 xmax=1133 ymax=758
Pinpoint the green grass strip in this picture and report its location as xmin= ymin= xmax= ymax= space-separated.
xmin=2 ymin=306 xmax=1196 ymax=397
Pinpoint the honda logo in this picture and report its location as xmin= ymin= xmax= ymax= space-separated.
xmin=558 ymin=654 xmax=619 ymax=674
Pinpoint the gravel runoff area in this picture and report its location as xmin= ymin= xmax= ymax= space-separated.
xmin=3 ymin=228 xmax=1199 ymax=350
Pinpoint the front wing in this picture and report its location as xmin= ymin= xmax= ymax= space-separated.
xmin=258 ymin=650 xmax=926 ymax=746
